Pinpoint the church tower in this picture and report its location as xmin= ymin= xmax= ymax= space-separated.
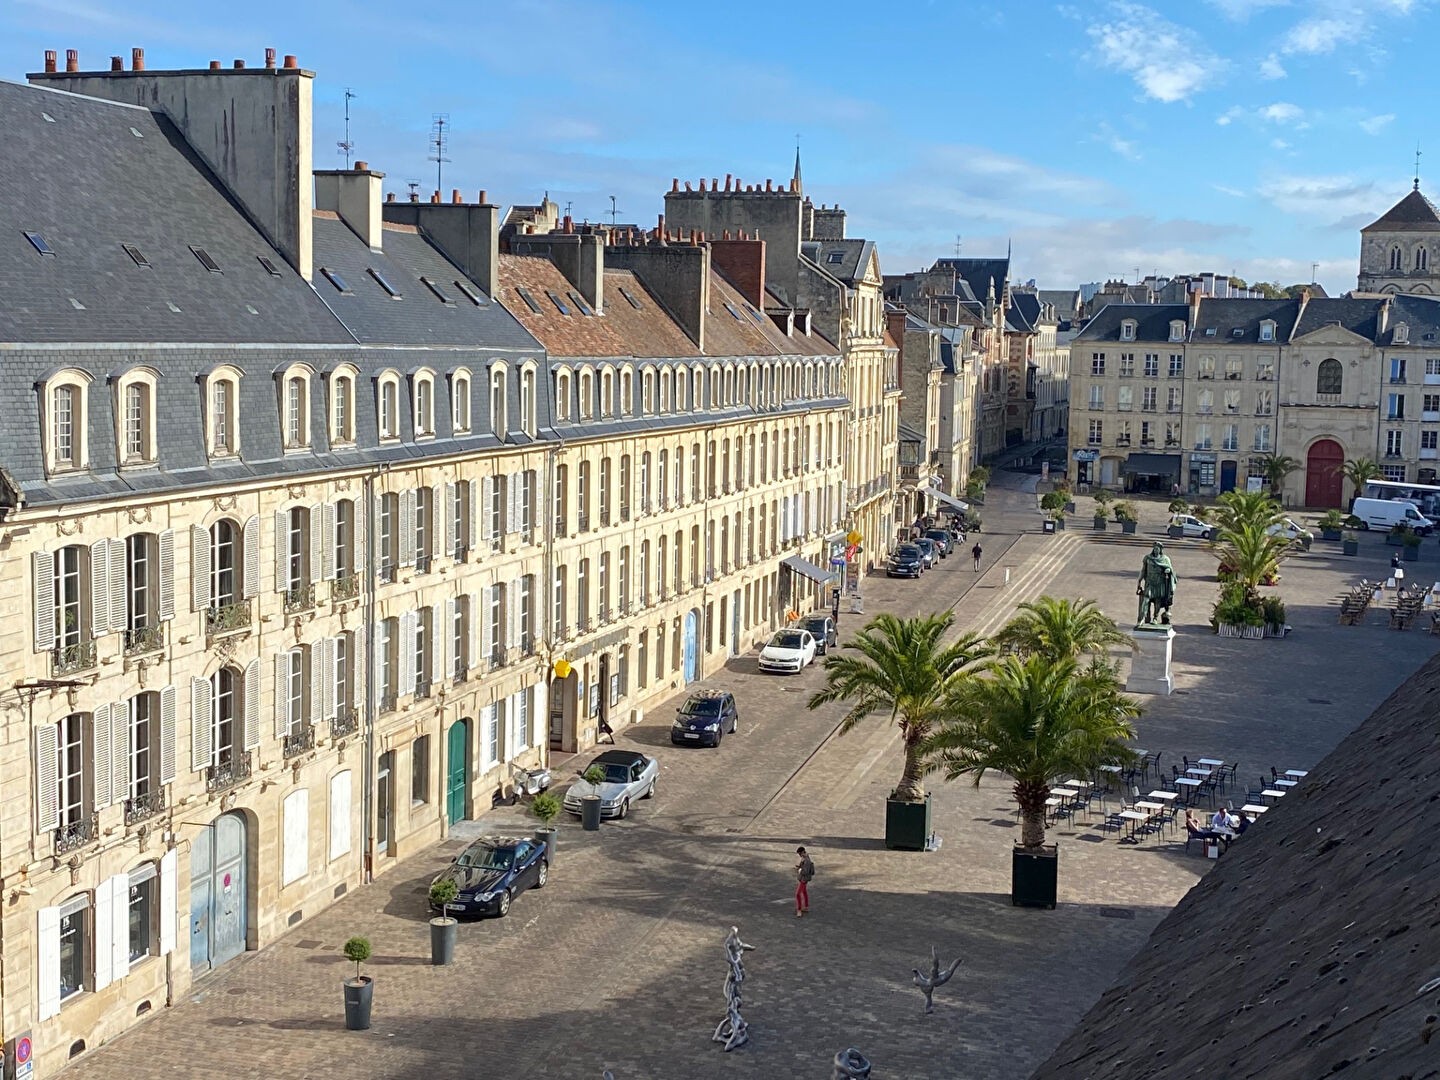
xmin=1357 ymin=184 xmax=1440 ymax=295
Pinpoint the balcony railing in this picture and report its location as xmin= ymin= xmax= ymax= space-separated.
xmin=898 ymin=464 xmax=919 ymax=481
xmin=124 ymin=623 xmax=165 ymax=657
xmin=553 ymin=516 xmax=567 ymax=536
xmin=414 ymin=676 xmax=432 ymax=700
xmin=599 ymin=606 xmax=613 ymax=624
xmin=331 ymin=573 xmax=360 ymax=603
xmin=453 ymin=543 xmax=470 ymax=563
xmin=414 ymin=553 xmax=432 ymax=575
xmin=52 ymin=640 xmax=97 ymax=675
xmin=518 ymin=633 xmax=536 ymax=657
xmin=283 ymin=583 xmax=316 ymax=614
xmin=124 ymin=789 xmax=165 ymax=826
xmin=453 ymin=658 xmax=469 ymax=685
xmin=576 ymin=615 xmax=592 ymax=634
xmin=378 ymin=693 xmax=397 ymax=714
xmin=330 ymin=708 xmax=359 ymax=740
xmin=54 ymin=815 xmax=98 ymax=854
xmin=283 ymin=724 xmax=316 ymax=760
xmin=207 ymin=600 xmax=252 ymax=637
xmin=205 ymin=751 xmax=252 ymax=794
xmin=489 ymin=645 xmax=508 ymax=671
xmin=577 ymin=513 xmax=590 ymax=532
xmin=378 ymin=565 xmax=397 ymax=585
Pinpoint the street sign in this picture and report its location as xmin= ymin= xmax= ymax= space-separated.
xmin=7 ymin=1032 xmax=34 ymax=1080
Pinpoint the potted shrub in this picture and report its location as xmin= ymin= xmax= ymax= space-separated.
xmin=1317 ymin=509 xmax=1344 ymax=541
xmin=1403 ymin=529 xmax=1422 ymax=561
xmin=1114 ymin=502 xmax=1139 ymax=534
xmin=578 ymin=765 xmax=606 ymax=831
xmin=427 ymin=880 xmax=459 ymax=966
xmin=1342 ymin=531 xmax=1360 ymax=556
xmin=1092 ymin=507 xmax=1108 ymax=531
xmin=342 ymin=936 xmax=373 ymax=1030
xmin=1261 ymin=596 xmax=1287 ymax=637
xmin=1387 ymin=523 xmax=1410 ymax=547
xmin=531 ymin=790 xmax=561 ymax=864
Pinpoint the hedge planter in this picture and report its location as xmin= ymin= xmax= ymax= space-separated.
xmin=343 ymin=977 xmax=373 ymax=1031
xmin=884 ymin=794 xmax=932 ymax=851
xmin=1166 ymin=525 xmax=1183 ymax=539
xmin=429 ymin=917 xmax=458 ymax=966
xmin=534 ymin=826 xmax=557 ymax=865
xmin=1241 ymin=625 xmax=1264 ymax=639
xmin=1012 ymin=844 xmax=1058 ymax=909
xmin=1321 ymin=528 xmax=1343 ymax=541
xmin=1120 ymin=521 xmax=1138 ymax=535
xmin=1093 ymin=519 xmax=1108 ymax=532
xmin=1343 ymin=538 xmax=1360 ymax=556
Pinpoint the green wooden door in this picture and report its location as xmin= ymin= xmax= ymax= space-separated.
xmin=446 ymin=720 xmax=469 ymax=824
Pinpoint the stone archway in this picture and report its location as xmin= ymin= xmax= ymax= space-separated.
xmin=1305 ymin=439 xmax=1345 ymax=507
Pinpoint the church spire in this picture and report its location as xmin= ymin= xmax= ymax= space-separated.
xmin=792 ymin=137 xmax=803 ymax=196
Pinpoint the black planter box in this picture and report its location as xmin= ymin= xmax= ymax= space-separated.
xmin=430 ymin=917 xmax=457 ymax=966
xmin=343 ymin=977 xmax=373 ymax=1030
xmin=1121 ymin=521 xmax=1138 ymax=535
xmin=1321 ymin=528 xmax=1343 ymax=541
xmin=1343 ymin=540 xmax=1359 ymax=556
xmin=580 ymin=795 xmax=602 ymax=831
xmin=885 ymin=794 xmax=932 ymax=851
xmin=1094 ymin=519 xmax=1108 ymax=531
xmin=1011 ymin=844 xmax=1058 ymax=909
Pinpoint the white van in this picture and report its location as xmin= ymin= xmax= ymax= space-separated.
xmin=1351 ymin=497 xmax=1434 ymax=534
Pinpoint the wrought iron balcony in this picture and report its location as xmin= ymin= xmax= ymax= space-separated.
xmin=378 ymin=565 xmax=397 ymax=585
xmin=207 ymin=600 xmax=252 ymax=637
xmin=414 ymin=677 xmax=432 ymax=700
xmin=554 ymin=516 xmax=567 ymax=536
xmin=54 ymin=815 xmax=97 ymax=854
xmin=124 ymin=789 xmax=165 ymax=826
xmin=452 ymin=658 xmax=469 ymax=685
xmin=124 ymin=623 xmax=165 ymax=657
xmin=576 ymin=615 xmax=592 ymax=634
xmin=553 ymin=623 xmax=569 ymax=643
xmin=378 ymin=693 xmax=397 ymax=714
xmin=52 ymin=640 xmax=97 ymax=675
xmin=577 ymin=513 xmax=590 ymax=532
xmin=519 ymin=634 xmax=536 ymax=657
xmin=452 ymin=543 xmax=470 ymax=563
xmin=283 ymin=724 xmax=316 ymax=759
xmin=205 ymin=751 xmax=252 ymax=794
xmin=599 ymin=606 xmax=613 ymax=624
xmin=283 ymin=583 xmax=316 ymax=613
xmin=330 ymin=708 xmax=359 ymax=741
xmin=489 ymin=645 xmax=508 ymax=671
xmin=331 ymin=573 xmax=360 ymax=603
xmin=414 ymin=553 xmax=432 ymax=575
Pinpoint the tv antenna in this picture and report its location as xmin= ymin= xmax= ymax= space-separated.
xmin=429 ymin=114 xmax=451 ymax=193
xmin=953 ymin=235 xmax=962 ymax=256
xmin=1415 ymin=144 xmax=1423 ymax=190
xmin=1311 ymin=262 xmax=1319 ymax=284
xmin=608 ymin=195 xmax=623 ymax=226
xmin=406 ymin=180 xmax=420 ymax=200
xmin=337 ymin=88 xmax=356 ymax=168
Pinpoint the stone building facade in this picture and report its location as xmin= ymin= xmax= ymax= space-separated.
xmin=1356 ymin=185 xmax=1440 ymax=296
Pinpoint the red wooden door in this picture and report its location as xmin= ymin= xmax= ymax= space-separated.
xmin=1305 ymin=439 xmax=1344 ymax=507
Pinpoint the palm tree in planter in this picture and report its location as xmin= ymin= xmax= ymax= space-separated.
xmin=1255 ymin=453 xmax=1299 ymax=504
xmin=1211 ymin=489 xmax=1282 ymax=535
xmin=1214 ymin=520 xmax=1291 ymax=590
xmin=993 ymin=596 xmax=1129 ymax=663
xmin=807 ymin=612 xmax=990 ymax=850
xmin=1337 ymin=456 xmax=1381 ymax=509
xmin=922 ymin=654 xmax=1141 ymax=907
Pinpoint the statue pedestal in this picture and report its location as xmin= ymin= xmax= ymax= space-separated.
xmin=1127 ymin=625 xmax=1175 ymax=696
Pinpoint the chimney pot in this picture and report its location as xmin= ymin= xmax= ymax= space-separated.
xmin=283 ymin=54 xmax=298 ymax=69
xmin=386 ymin=193 xmax=395 ymax=202
xmin=697 ymin=230 xmax=705 ymax=243
xmin=478 ymin=190 xmax=488 ymax=204
xmin=110 ymin=56 xmax=123 ymax=71
xmin=431 ymin=191 xmax=441 ymax=204
xmin=209 ymin=60 xmax=221 ymax=70
xmin=724 ymin=174 xmax=732 ymax=191
xmin=265 ymin=48 xmax=276 ymax=68
xmin=409 ymin=191 xmax=419 ymax=202
xmin=563 ymin=214 xmax=573 ymax=233
xmin=233 ymin=59 xmax=245 ymax=69
xmin=131 ymin=48 xmax=145 ymax=71
xmin=66 ymin=49 xmax=79 ymax=71
xmin=698 ymin=178 xmax=707 ymax=192
xmin=671 ymin=178 xmax=679 ymax=192
xmin=712 ymin=178 xmax=719 ymax=190
xmin=684 ymin=181 xmax=693 ymax=192
xmin=44 ymin=50 xmax=57 ymax=73
xmin=452 ymin=188 xmax=462 ymax=203
xmin=355 ymin=160 xmax=368 ymax=172
xmin=765 ymin=179 xmax=772 ymax=192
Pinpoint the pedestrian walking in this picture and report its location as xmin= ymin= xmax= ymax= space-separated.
xmin=971 ymin=542 xmax=983 ymax=571
xmin=1391 ymin=551 xmax=1405 ymax=586
xmin=794 ymin=846 xmax=814 ymax=916
xmin=597 ymin=716 xmax=615 ymax=744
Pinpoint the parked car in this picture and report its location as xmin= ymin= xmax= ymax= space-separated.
xmin=758 ymin=628 xmax=817 ymax=674
xmin=798 ymin=613 xmax=838 ymax=654
xmin=914 ymin=537 xmax=941 ymax=568
xmin=887 ymin=543 xmax=925 ymax=578
xmin=562 ymin=749 xmax=659 ymax=819
xmin=428 ymin=835 xmax=548 ymax=917
xmin=672 ymin=690 xmax=739 ymax=747
xmin=1267 ymin=516 xmax=1314 ymax=549
xmin=1170 ymin=513 xmax=1215 ymax=539
xmin=1350 ymin=497 xmax=1433 ymax=534
xmin=924 ymin=529 xmax=952 ymax=556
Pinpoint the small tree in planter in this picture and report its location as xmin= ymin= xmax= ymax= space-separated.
xmin=342 ymin=936 xmax=373 ymax=1030
xmin=1092 ymin=506 xmax=1108 ymax=531
xmin=428 ymin=879 xmax=460 ymax=966
xmin=1316 ymin=509 xmax=1345 ymax=541
xmin=1342 ymin=531 xmax=1360 ymax=556
xmin=1261 ymin=596 xmax=1287 ymax=637
xmin=1387 ymin=523 xmax=1411 ymax=547
xmin=531 ymin=791 xmax=561 ymax=864
xmin=576 ymin=765 xmax=607 ymax=830
xmin=1167 ymin=497 xmax=1190 ymax=516
xmin=1114 ymin=502 xmax=1139 ymax=534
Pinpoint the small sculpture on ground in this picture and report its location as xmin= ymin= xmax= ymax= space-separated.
xmin=832 ymin=1047 xmax=872 ymax=1078
xmin=713 ymin=926 xmax=754 ymax=1051
xmin=911 ymin=945 xmax=963 ymax=1014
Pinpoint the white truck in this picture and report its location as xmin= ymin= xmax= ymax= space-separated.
xmin=1350 ymin=497 xmax=1434 ymax=534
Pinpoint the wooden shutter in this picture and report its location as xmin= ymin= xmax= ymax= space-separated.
xmin=32 ymin=550 xmax=54 ymax=653
xmin=273 ymin=508 xmax=288 ymax=592
xmin=480 ymin=477 xmax=495 ymax=543
xmin=507 ymin=473 xmax=522 ymax=534
xmin=105 ymin=873 xmax=127 ymax=990
xmin=320 ymin=638 xmax=336 ymax=723
xmin=351 ymin=497 xmax=366 ymax=575
xmin=309 ymin=504 xmax=324 ymax=585
xmin=525 ymin=470 xmax=538 ymax=535
xmin=433 ymin=484 xmax=446 ymax=556
xmin=159 ymin=684 xmax=177 ymax=785
xmin=111 ymin=699 xmax=129 ymax=809
xmin=34 ymin=725 xmax=58 ymax=832
xmin=507 ymin=579 xmax=520 ymax=649
xmin=92 ymin=702 xmax=113 ymax=810
xmin=243 ymin=658 xmax=261 ymax=750
xmin=89 ymin=539 xmax=110 ymax=638
xmin=309 ymin=643 xmax=324 ymax=730
xmin=442 ymin=599 xmax=456 ymax=681
xmin=398 ymin=610 xmax=417 ymax=696
xmin=37 ymin=906 xmax=61 ymax=1020
xmin=242 ymin=515 xmax=261 ymax=598
xmin=436 ymin=602 xmax=450 ymax=685
xmin=191 ymin=525 xmax=210 ymax=612
xmin=158 ymin=849 xmax=178 ymax=956
xmin=444 ymin=482 xmax=457 ymax=557
xmin=108 ymin=537 xmax=126 ymax=636
xmin=158 ymin=528 xmax=175 ymax=620
xmin=321 ymin=503 xmax=336 ymax=580
xmin=94 ymin=875 xmax=114 ymax=990
xmin=467 ymin=594 xmax=480 ymax=674
xmin=274 ymin=651 xmax=291 ymax=739
xmin=400 ymin=489 xmax=416 ymax=567
xmin=190 ymin=677 xmax=212 ymax=772
xmin=467 ymin=480 xmax=479 ymax=552
xmin=479 ymin=590 xmax=493 ymax=667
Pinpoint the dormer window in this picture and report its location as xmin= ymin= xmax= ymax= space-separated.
xmin=1394 ymin=322 xmax=1410 ymax=345
xmin=452 ymin=370 xmax=472 ymax=434
xmin=1259 ymin=320 xmax=1275 ymax=343
xmin=489 ymin=365 xmax=508 ymax=440
xmin=377 ymin=371 xmax=401 ymax=441
xmin=43 ymin=370 xmax=92 ymax=474
xmin=203 ymin=367 xmax=241 ymax=458
xmin=578 ymin=370 xmax=594 ymax=420
xmin=520 ymin=364 xmax=537 ymax=436
xmin=281 ymin=369 xmax=311 ymax=449
xmin=413 ymin=370 xmax=436 ymax=438
xmin=1169 ymin=320 xmax=1185 ymax=342
xmin=555 ymin=369 xmax=572 ymax=421
xmin=1120 ymin=319 xmax=1137 ymax=341
xmin=329 ymin=366 xmax=357 ymax=445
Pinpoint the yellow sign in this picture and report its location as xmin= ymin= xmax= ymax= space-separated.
xmin=553 ymin=659 xmax=572 ymax=679
xmin=846 ymin=531 xmax=863 ymax=546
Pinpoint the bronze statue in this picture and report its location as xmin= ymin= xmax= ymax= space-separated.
xmin=911 ymin=945 xmax=963 ymax=1014
xmin=1136 ymin=542 xmax=1177 ymax=626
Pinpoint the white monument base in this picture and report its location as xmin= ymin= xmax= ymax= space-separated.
xmin=1127 ymin=625 xmax=1175 ymax=696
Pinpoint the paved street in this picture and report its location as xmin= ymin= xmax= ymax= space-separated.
xmin=63 ymin=478 xmax=1438 ymax=1080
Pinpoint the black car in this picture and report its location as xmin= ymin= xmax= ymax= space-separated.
xmin=924 ymin=529 xmax=953 ymax=556
xmin=799 ymin=614 xmax=838 ymax=654
xmin=887 ymin=543 xmax=925 ymax=578
xmin=672 ymin=690 xmax=740 ymax=747
xmin=429 ymin=835 xmax=548 ymax=917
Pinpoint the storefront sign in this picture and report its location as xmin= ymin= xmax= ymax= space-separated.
xmin=1073 ymin=449 xmax=1099 ymax=462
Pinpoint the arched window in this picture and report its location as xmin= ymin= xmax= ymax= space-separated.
xmin=659 ymin=367 xmax=672 ymax=411
xmin=43 ymin=370 xmax=93 ymax=473
xmin=520 ymin=364 xmax=537 ymax=435
xmin=692 ymin=367 xmax=704 ymax=410
xmin=209 ymin=518 xmax=239 ymax=612
xmin=1317 ymin=358 xmax=1343 ymax=395
xmin=413 ymin=370 xmax=435 ymax=438
xmin=116 ymin=369 xmax=158 ymax=464
xmin=642 ymin=370 xmax=655 ymax=414
xmin=329 ymin=368 xmax=356 ymax=445
xmin=554 ymin=369 xmax=571 ymax=421
xmin=578 ymin=370 xmax=594 ymax=420
xmin=376 ymin=371 xmax=401 ymax=441
xmin=619 ymin=367 xmax=633 ymax=415
xmin=452 ymin=371 xmax=471 ymax=434
xmin=489 ymin=366 xmax=507 ymax=439
xmin=1418 ymin=246 xmax=1430 ymax=272
xmin=1391 ymin=246 xmax=1403 ymax=270
xmin=600 ymin=367 xmax=615 ymax=417
xmin=212 ymin=666 xmax=239 ymax=765
xmin=284 ymin=374 xmax=308 ymax=448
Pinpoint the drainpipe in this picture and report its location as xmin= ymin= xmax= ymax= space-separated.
xmin=360 ymin=462 xmax=388 ymax=883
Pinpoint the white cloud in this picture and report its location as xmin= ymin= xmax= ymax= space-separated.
xmin=1259 ymin=54 xmax=1287 ymax=79
xmin=1281 ymin=0 xmax=1426 ymax=56
xmin=1205 ymin=0 xmax=1291 ymax=19
xmin=1093 ymin=122 xmax=1142 ymax=161
xmin=1212 ymin=184 xmax=1247 ymax=198
xmin=1260 ymin=102 xmax=1304 ymax=124
xmin=1360 ymin=113 xmax=1396 ymax=135
xmin=1088 ymin=3 xmax=1226 ymax=103
xmin=1257 ymin=172 xmax=1382 ymax=225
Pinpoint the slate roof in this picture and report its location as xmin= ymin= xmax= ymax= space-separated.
xmin=933 ymin=257 xmax=1009 ymax=302
xmin=1030 ymin=652 xmax=1440 ymax=1080
xmin=1007 ymin=292 xmax=1042 ymax=333
xmin=801 ymin=238 xmax=875 ymax=285
xmin=0 ymin=79 xmax=348 ymax=344
xmin=1038 ymin=289 xmax=1080 ymax=321
xmin=1290 ymin=297 xmax=1384 ymax=340
xmin=1361 ymin=187 xmax=1440 ymax=232
xmin=1386 ymin=293 xmax=1440 ymax=343
xmin=1072 ymin=303 xmax=1189 ymax=343
xmin=1191 ymin=297 xmax=1299 ymax=344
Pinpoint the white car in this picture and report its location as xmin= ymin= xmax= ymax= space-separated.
xmin=758 ymin=628 xmax=817 ymax=674
xmin=1267 ymin=517 xmax=1314 ymax=549
xmin=1170 ymin=513 xmax=1215 ymax=540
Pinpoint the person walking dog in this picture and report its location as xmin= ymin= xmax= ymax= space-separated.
xmin=794 ymin=846 xmax=814 ymax=916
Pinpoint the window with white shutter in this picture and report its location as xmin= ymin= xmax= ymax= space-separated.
xmin=468 ymin=594 xmax=480 ymax=676
xmin=507 ymin=578 xmax=521 ymax=649
xmin=94 ymin=878 xmax=114 ymax=990
xmin=242 ymin=515 xmax=261 ymax=598
xmin=274 ymin=652 xmax=291 ymax=740
xmin=90 ymin=539 xmax=111 ymax=637
xmin=37 ymin=904 xmax=62 ymax=1019
xmin=110 ymin=872 xmax=128 ymax=980
xmin=159 ymin=684 xmax=177 ymax=785
xmin=467 ymin=480 xmax=479 ymax=554
xmin=321 ymin=502 xmax=336 ymax=580
xmin=157 ymin=529 xmax=175 ymax=620
xmin=35 ymin=725 xmax=59 ymax=832
xmin=243 ymin=658 xmax=261 ymax=750
xmin=33 ymin=550 xmax=55 ymax=653
xmin=158 ymin=849 xmax=177 ymax=956
xmin=273 ymin=509 xmax=287 ymax=592
xmin=190 ymin=677 xmax=212 ymax=772
xmin=309 ymin=504 xmax=324 ymax=585
xmin=399 ymin=610 xmax=417 ymax=696
xmin=400 ymin=489 xmax=417 ymax=567
xmin=111 ymin=698 xmax=128 ymax=809
xmin=444 ymin=482 xmax=458 ymax=557
xmin=435 ymin=602 xmax=449 ymax=686
xmin=319 ymin=638 xmax=335 ymax=723
xmin=90 ymin=703 xmax=112 ymax=810
xmin=507 ymin=473 xmax=522 ymax=535
xmin=328 ymin=771 xmax=352 ymax=861
xmin=309 ymin=643 xmax=324 ymax=731
xmin=191 ymin=525 xmax=210 ymax=612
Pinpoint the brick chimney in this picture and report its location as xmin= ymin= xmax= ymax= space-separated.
xmin=382 ymin=191 xmax=500 ymax=300
xmin=1188 ymin=282 xmax=1203 ymax=331
xmin=315 ymin=161 xmax=384 ymax=251
xmin=707 ymin=236 xmax=766 ymax=309
xmin=28 ymin=48 xmax=315 ymax=280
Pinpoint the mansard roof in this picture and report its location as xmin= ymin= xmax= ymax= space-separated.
xmin=1071 ymin=303 xmax=1189 ymax=343
xmin=1361 ymin=186 xmax=1440 ymax=233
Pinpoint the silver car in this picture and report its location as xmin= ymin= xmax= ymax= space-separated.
xmin=562 ymin=749 xmax=659 ymax=820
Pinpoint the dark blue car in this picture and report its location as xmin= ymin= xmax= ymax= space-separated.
xmin=887 ymin=543 xmax=925 ymax=578
xmin=429 ymin=835 xmax=548 ymax=917
xmin=672 ymin=690 xmax=740 ymax=747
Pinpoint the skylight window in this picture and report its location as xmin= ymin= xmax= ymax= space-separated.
xmin=453 ymin=279 xmax=485 ymax=306
xmin=826 ymin=251 xmax=845 ymax=264
xmin=567 ymin=290 xmax=593 ymax=316
xmin=130 ymin=127 xmax=144 ymax=139
xmin=746 ymin=305 xmax=764 ymax=324
xmin=245 ymin=304 xmax=259 ymax=315
xmin=515 ymin=286 xmax=544 ymax=314
xmin=619 ymin=286 xmax=644 ymax=310
xmin=367 ymin=267 xmax=402 ymax=298
xmin=190 ymin=246 xmax=221 ymax=273
xmin=422 ymin=277 xmax=454 ymax=304
xmin=320 ymin=267 xmax=351 ymax=293
xmin=24 ymin=231 xmax=55 ymax=256
xmin=1231 ymin=328 xmax=1244 ymax=337
xmin=41 ymin=112 xmax=55 ymax=123
xmin=122 ymin=243 xmax=150 ymax=268
xmin=723 ymin=302 xmax=745 ymax=322
xmin=1204 ymin=328 xmax=1217 ymax=337
xmin=257 ymin=255 xmax=282 ymax=276
xmin=546 ymin=290 xmax=571 ymax=315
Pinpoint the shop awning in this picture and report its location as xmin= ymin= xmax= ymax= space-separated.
xmin=1122 ymin=453 xmax=1182 ymax=477
xmin=782 ymin=554 xmax=840 ymax=585
xmin=930 ymin=489 xmax=969 ymax=513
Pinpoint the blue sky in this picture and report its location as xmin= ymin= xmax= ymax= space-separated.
xmin=4 ymin=0 xmax=1434 ymax=294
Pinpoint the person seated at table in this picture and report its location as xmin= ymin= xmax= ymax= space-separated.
xmin=1235 ymin=809 xmax=1251 ymax=835
xmin=1211 ymin=806 xmax=1238 ymax=833
xmin=1184 ymin=809 xmax=1230 ymax=850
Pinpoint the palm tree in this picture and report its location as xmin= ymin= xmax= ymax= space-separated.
xmin=1214 ymin=519 xmax=1292 ymax=590
xmin=1337 ymin=457 xmax=1381 ymax=508
xmin=992 ymin=596 xmax=1128 ymax=663
xmin=1256 ymin=453 xmax=1299 ymax=503
xmin=807 ymin=613 xmax=990 ymax=803
xmin=1211 ymin=489 xmax=1282 ymax=535
xmin=922 ymin=655 xmax=1141 ymax=849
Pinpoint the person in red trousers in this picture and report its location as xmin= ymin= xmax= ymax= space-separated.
xmin=795 ymin=846 xmax=814 ymax=916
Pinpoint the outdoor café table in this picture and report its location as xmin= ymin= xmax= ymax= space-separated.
xmin=1240 ymin=804 xmax=1269 ymax=815
xmin=1197 ymin=758 xmax=1224 ymax=767
xmin=1173 ymin=777 xmax=1205 ymax=797
xmin=1273 ymin=778 xmax=1298 ymax=788
xmin=1185 ymin=768 xmax=1212 ymax=778
xmin=1146 ymin=790 xmax=1179 ymax=802
xmin=1261 ymin=789 xmax=1288 ymax=802
xmin=1284 ymin=770 xmax=1308 ymax=778
xmin=1118 ymin=809 xmax=1151 ymax=842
